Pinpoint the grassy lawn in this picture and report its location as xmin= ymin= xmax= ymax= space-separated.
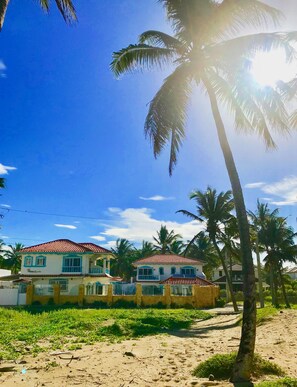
xmin=0 ymin=307 xmax=212 ymax=360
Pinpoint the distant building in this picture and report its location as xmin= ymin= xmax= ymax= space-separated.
xmin=287 ymin=267 xmax=297 ymax=280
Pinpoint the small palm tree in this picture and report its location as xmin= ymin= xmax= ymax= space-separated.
xmin=0 ymin=0 xmax=77 ymax=31
xmin=178 ymin=186 xmax=238 ymax=312
xmin=133 ymin=241 xmax=156 ymax=260
xmin=111 ymin=238 xmax=135 ymax=281
xmin=111 ymin=1 xmax=297 ymax=380
xmin=153 ymin=225 xmax=181 ymax=254
xmin=4 ymin=242 xmax=24 ymax=274
xmin=169 ymin=239 xmax=185 ymax=255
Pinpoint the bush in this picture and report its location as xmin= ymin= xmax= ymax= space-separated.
xmin=257 ymin=378 xmax=297 ymax=387
xmin=215 ymin=298 xmax=226 ymax=307
xmin=47 ymin=298 xmax=55 ymax=306
xmin=112 ymin=300 xmax=136 ymax=308
xmin=193 ymin=352 xmax=285 ymax=380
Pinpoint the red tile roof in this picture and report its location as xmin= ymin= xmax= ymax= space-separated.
xmin=20 ymin=239 xmax=111 ymax=254
xmin=134 ymin=254 xmax=203 ymax=266
xmin=161 ymin=276 xmax=216 ymax=286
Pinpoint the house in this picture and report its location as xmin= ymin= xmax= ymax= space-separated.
xmin=134 ymin=254 xmax=206 ymax=284
xmin=20 ymin=239 xmax=120 ymax=296
xmin=212 ymin=264 xmax=265 ymax=292
xmin=287 ymin=267 xmax=297 ymax=280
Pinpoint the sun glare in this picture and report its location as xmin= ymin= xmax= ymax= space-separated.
xmin=251 ymin=49 xmax=296 ymax=87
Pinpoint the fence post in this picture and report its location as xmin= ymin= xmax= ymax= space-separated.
xmin=107 ymin=284 xmax=113 ymax=306
xmin=164 ymin=284 xmax=171 ymax=308
xmin=78 ymin=284 xmax=84 ymax=306
xmin=193 ymin=284 xmax=199 ymax=308
xmin=136 ymin=283 xmax=142 ymax=307
xmin=53 ymin=284 xmax=60 ymax=305
xmin=26 ymin=284 xmax=34 ymax=305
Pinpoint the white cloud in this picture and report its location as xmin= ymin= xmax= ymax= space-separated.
xmin=0 ymin=235 xmax=9 ymax=239
xmin=89 ymin=235 xmax=106 ymax=242
xmin=0 ymin=164 xmax=17 ymax=175
xmin=248 ymin=176 xmax=297 ymax=206
xmin=0 ymin=204 xmax=11 ymax=208
xmin=99 ymin=207 xmax=204 ymax=247
xmin=245 ymin=182 xmax=266 ymax=189
xmin=0 ymin=60 xmax=6 ymax=78
xmin=139 ymin=195 xmax=175 ymax=201
xmin=54 ymin=224 xmax=77 ymax=230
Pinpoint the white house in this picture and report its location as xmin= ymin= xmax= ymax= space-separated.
xmin=133 ymin=254 xmax=206 ymax=285
xmin=20 ymin=239 xmax=120 ymax=295
xmin=287 ymin=267 xmax=297 ymax=280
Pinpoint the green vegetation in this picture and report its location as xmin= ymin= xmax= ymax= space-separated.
xmin=193 ymin=352 xmax=285 ymax=380
xmin=0 ymin=307 xmax=211 ymax=360
xmin=256 ymin=379 xmax=297 ymax=387
xmin=256 ymin=306 xmax=279 ymax=326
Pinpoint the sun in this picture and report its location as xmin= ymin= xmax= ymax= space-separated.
xmin=251 ymin=48 xmax=296 ymax=87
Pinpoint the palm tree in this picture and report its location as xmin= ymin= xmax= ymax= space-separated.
xmin=4 ymin=242 xmax=24 ymax=274
xmin=111 ymin=1 xmax=297 ymax=380
xmin=153 ymin=225 xmax=181 ymax=254
xmin=185 ymin=231 xmax=219 ymax=279
xmin=169 ymin=239 xmax=185 ymax=255
xmin=0 ymin=0 xmax=77 ymax=31
xmin=178 ymin=187 xmax=238 ymax=312
xmin=133 ymin=240 xmax=156 ymax=260
xmin=111 ymin=238 xmax=135 ymax=280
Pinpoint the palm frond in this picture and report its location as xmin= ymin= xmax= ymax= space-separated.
xmin=0 ymin=177 xmax=5 ymax=189
xmin=139 ymin=30 xmax=184 ymax=53
xmin=176 ymin=209 xmax=203 ymax=222
xmin=0 ymin=0 xmax=9 ymax=30
xmin=111 ymin=44 xmax=176 ymax=78
xmin=54 ymin=0 xmax=77 ymax=23
xmin=290 ymin=110 xmax=297 ymax=128
xmin=144 ymin=63 xmax=192 ymax=174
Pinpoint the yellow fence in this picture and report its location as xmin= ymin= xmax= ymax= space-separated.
xmin=26 ymin=283 xmax=220 ymax=309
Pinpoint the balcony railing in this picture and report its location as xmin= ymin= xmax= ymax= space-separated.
xmin=137 ymin=274 xmax=160 ymax=281
xmin=89 ymin=267 xmax=104 ymax=274
xmin=62 ymin=266 xmax=82 ymax=273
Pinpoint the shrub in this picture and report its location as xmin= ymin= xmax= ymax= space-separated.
xmin=193 ymin=352 xmax=285 ymax=380
xmin=112 ymin=300 xmax=136 ymax=308
xmin=257 ymin=378 xmax=297 ymax=387
xmin=215 ymin=298 xmax=226 ymax=307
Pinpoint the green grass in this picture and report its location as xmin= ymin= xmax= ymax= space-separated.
xmin=257 ymin=306 xmax=279 ymax=326
xmin=0 ymin=307 xmax=211 ymax=360
xmin=256 ymin=378 xmax=297 ymax=387
xmin=193 ymin=353 xmax=285 ymax=380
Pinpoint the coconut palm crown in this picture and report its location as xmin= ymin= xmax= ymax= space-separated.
xmin=111 ymin=1 xmax=297 ymax=382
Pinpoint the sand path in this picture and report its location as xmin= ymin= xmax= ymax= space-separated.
xmin=1 ymin=309 xmax=296 ymax=386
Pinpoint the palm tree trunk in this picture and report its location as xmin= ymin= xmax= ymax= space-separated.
xmin=0 ymin=0 xmax=10 ymax=31
xmin=278 ymin=267 xmax=290 ymax=308
xmin=255 ymin=235 xmax=265 ymax=308
xmin=269 ymin=265 xmax=277 ymax=306
xmin=212 ymin=238 xmax=238 ymax=312
xmin=205 ymin=82 xmax=256 ymax=382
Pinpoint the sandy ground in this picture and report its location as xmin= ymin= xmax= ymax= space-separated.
xmin=1 ymin=309 xmax=296 ymax=387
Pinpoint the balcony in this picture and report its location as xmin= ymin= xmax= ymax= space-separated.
xmin=62 ymin=266 xmax=82 ymax=273
xmin=89 ymin=267 xmax=104 ymax=275
xmin=137 ymin=274 xmax=160 ymax=281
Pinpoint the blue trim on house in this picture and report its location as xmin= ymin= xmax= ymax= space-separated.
xmin=24 ymin=255 xmax=34 ymax=267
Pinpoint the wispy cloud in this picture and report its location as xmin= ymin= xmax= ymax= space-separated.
xmin=98 ymin=207 xmax=204 ymax=249
xmin=89 ymin=235 xmax=106 ymax=242
xmin=0 ymin=204 xmax=11 ymax=208
xmin=0 ymin=60 xmax=7 ymax=78
xmin=246 ymin=176 xmax=297 ymax=206
xmin=139 ymin=195 xmax=175 ymax=201
xmin=0 ymin=164 xmax=17 ymax=175
xmin=245 ymin=182 xmax=266 ymax=189
xmin=54 ymin=224 xmax=77 ymax=230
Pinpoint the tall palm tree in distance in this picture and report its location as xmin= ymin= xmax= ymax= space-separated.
xmin=111 ymin=1 xmax=297 ymax=380
xmin=0 ymin=0 xmax=77 ymax=31
xmin=4 ymin=242 xmax=24 ymax=274
xmin=153 ymin=225 xmax=181 ymax=254
xmin=178 ymin=187 xmax=239 ymax=312
xmin=111 ymin=238 xmax=135 ymax=280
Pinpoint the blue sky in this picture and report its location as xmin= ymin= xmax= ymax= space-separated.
xmin=0 ymin=0 xmax=297 ymax=249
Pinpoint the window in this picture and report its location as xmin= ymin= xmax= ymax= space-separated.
xmin=171 ymin=267 xmax=176 ymax=275
xmin=35 ymin=255 xmax=46 ymax=267
xmin=159 ymin=267 xmax=164 ymax=275
xmin=219 ymin=270 xmax=223 ymax=277
xmin=24 ymin=256 xmax=33 ymax=267
xmin=62 ymin=255 xmax=82 ymax=272
xmin=138 ymin=267 xmax=153 ymax=276
xmin=49 ymin=279 xmax=68 ymax=292
xmin=181 ymin=266 xmax=195 ymax=276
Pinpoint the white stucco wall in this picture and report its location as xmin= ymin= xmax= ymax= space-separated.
xmin=136 ymin=263 xmax=204 ymax=281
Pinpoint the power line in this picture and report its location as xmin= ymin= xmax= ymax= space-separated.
xmin=0 ymin=206 xmax=100 ymax=220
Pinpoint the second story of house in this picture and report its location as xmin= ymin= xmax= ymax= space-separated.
xmin=133 ymin=254 xmax=205 ymax=282
xmin=20 ymin=239 xmax=113 ymax=277
xmin=212 ymin=264 xmax=259 ymax=283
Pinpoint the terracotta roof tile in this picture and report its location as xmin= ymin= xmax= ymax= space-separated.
xmin=21 ymin=239 xmax=111 ymax=254
xmin=134 ymin=254 xmax=203 ymax=266
xmin=161 ymin=276 xmax=216 ymax=286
